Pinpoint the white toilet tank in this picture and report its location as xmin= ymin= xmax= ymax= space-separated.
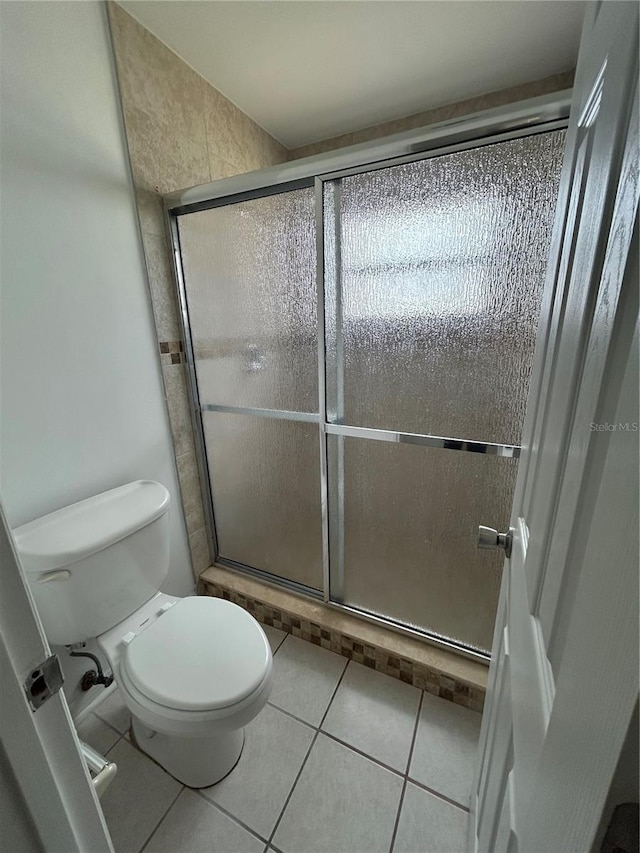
xmin=13 ymin=480 xmax=171 ymax=646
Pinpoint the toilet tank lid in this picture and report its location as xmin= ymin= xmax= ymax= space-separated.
xmin=13 ymin=481 xmax=170 ymax=573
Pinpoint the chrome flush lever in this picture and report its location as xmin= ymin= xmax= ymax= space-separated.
xmin=477 ymin=525 xmax=514 ymax=559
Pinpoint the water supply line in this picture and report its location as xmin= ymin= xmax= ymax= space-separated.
xmin=68 ymin=647 xmax=113 ymax=691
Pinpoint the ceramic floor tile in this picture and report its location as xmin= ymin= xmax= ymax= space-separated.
xmin=200 ymin=704 xmax=314 ymax=840
xmin=393 ymin=782 xmax=468 ymax=853
xmin=268 ymin=635 xmax=347 ymax=726
xmin=273 ymin=733 xmax=403 ymax=853
xmin=409 ymin=691 xmax=481 ymax=807
xmin=261 ymin=624 xmax=287 ymax=655
xmin=322 ymin=661 xmax=421 ymax=772
xmin=76 ymin=713 xmax=121 ymax=755
xmin=101 ymin=739 xmax=182 ymax=853
xmin=145 ymin=788 xmax=263 ymax=853
xmin=94 ymin=687 xmax=131 ymax=735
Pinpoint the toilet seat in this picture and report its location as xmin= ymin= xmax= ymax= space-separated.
xmin=118 ymin=652 xmax=272 ymax=738
xmin=121 ymin=597 xmax=271 ymax=713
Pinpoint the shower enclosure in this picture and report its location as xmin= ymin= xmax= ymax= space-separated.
xmin=166 ymin=95 xmax=569 ymax=658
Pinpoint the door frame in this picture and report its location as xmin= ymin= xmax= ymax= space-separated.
xmin=165 ymin=92 xmax=571 ymax=662
xmin=470 ymin=1 xmax=639 ymax=848
xmin=0 ymin=500 xmax=114 ymax=852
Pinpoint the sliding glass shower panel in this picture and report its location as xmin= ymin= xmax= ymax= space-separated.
xmin=328 ymin=436 xmax=518 ymax=651
xmin=177 ymin=186 xmax=321 ymax=590
xmin=324 ymin=130 xmax=565 ymax=652
xmin=174 ymin=124 xmax=566 ymax=649
xmin=325 ymin=131 xmax=566 ymax=443
xmin=203 ymin=412 xmax=323 ymax=589
xmin=178 ymin=188 xmax=317 ymax=412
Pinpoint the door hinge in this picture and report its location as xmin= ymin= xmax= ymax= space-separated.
xmin=24 ymin=654 xmax=64 ymax=712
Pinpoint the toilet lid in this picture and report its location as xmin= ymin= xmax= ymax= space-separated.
xmin=122 ymin=597 xmax=270 ymax=712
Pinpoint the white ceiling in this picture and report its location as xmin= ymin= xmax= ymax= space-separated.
xmin=119 ymin=1 xmax=585 ymax=149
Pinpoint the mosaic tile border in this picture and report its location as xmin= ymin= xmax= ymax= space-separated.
xmin=202 ymin=581 xmax=485 ymax=713
xmin=159 ymin=340 xmax=184 ymax=365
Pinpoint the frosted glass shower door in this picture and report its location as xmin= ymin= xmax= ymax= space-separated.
xmin=324 ymin=131 xmax=566 ymax=652
xmin=177 ymin=187 xmax=324 ymax=590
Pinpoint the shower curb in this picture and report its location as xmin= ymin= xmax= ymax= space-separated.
xmin=199 ymin=565 xmax=486 ymax=713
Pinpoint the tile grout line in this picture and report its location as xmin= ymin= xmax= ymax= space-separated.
xmin=317 ymin=657 xmax=351 ymax=730
xmin=404 ymin=690 xmax=424 ymax=780
xmin=270 ymin=634 xmax=287 ymax=655
xmin=104 ymin=736 xmax=123 ymax=759
xmin=319 ymin=731 xmax=405 ymax=779
xmin=389 ymin=782 xmax=409 ymax=853
xmin=398 ymin=691 xmax=471 ymax=813
xmin=103 ymin=679 xmax=471 ymax=837
xmin=265 ymin=658 xmax=352 ymax=848
xmin=104 ymin=652 xmax=472 ymax=850
xmin=266 ymin=701 xmax=317 ymax=731
xmin=92 ymin=709 xmax=130 ymax=741
xmin=266 ymin=731 xmax=320 ymax=848
xmin=138 ymin=785 xmax=185 ymax=853
xmin=267 ymin=668 xmax=469 ymax=813
xmin=200 ymin=76 xmax=212 ymax=184
xmin=266 ymin=695 xmax=470 ymax=806
xmin=389 ymin=690 xmax=424 ymax=853
xmin=267 ymin=691 xmax=470 ymax=813
xmin=407 ymin=777 xmax=471 ymax=814
xmin=194 ymin=789 xmax=271 ymax=846
xmin=102 ymin=727 xmax=261 ymax=853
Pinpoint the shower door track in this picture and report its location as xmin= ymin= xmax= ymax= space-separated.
xmin=165 ymin=91 xmax=571 ymax=663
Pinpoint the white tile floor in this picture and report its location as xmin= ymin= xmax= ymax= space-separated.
xmin=81 ymin=626 xmax=481 ymax=853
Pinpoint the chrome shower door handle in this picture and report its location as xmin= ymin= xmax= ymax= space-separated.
xmin=477 ymin=525 xmax=514 ymax=559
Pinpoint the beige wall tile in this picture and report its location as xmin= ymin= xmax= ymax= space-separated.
xmin=108 ymin=3 xmax=207 ymax=150
xmin=243 ymin=116 xmax=288 ymax=171
xmin=161 ymin=363 xmax=194 ymax=459
xmin=140 ymin=232 xmax=182 ymax=341
xmin=122 ymin=102 xmax=210 ymax=198
xmin=133 ymin=187 xmax=165 ymax=237
xmin=202 ymin=83 xmax=287 ymax=178
xmin=208 ymin=156 xmax=245 ymax=181
xmin=202 ymin=85 xmax=252 ymax=172
xmin=109 ymin=3 xmax=288 ymax=582
xmin=109 ymin=2 xmax=211 ymax=243
xmin=189 ymin=526 xmax=211 ymax=574
xmin=175 ymin=445 xmax=207 ymax=536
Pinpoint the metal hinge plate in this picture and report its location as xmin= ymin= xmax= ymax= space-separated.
xmin=24 ymin=654 xmax=64 ymax=712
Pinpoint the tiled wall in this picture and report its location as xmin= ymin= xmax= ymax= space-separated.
xmin=288 ymin=70 xmax=574 ymax=159
xmin=108 ymin=0 xmax=572 ymax=585
xmin=107 ymin=2 xmax=288 ymax=577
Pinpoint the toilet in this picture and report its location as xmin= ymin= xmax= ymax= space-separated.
xmin=13 ymin=480 xmax=272 ymax=788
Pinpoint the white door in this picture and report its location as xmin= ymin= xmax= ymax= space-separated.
xmin=0 ymin=501 xmax=114 ymax=852
xmin=471 ymin=3 xmax=639 ymax=852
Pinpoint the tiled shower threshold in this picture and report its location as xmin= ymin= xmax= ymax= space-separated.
xmin=200 ymin=565 xmax=487 ymax=712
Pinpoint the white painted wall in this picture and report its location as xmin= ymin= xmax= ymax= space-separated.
xmin=0 ymin=1 xmax=194 ymax=708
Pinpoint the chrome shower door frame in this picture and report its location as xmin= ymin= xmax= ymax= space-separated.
xmin=165 ymin=91 xmax=571 ymax=661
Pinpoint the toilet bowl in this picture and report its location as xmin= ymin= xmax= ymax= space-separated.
xmin=97 ymin=592 xmax=272 ymax=786
xmin=13 ymin=480 xmax=272 ymax=788
xmin=97 ymin=593 xmax=272 ymax=788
